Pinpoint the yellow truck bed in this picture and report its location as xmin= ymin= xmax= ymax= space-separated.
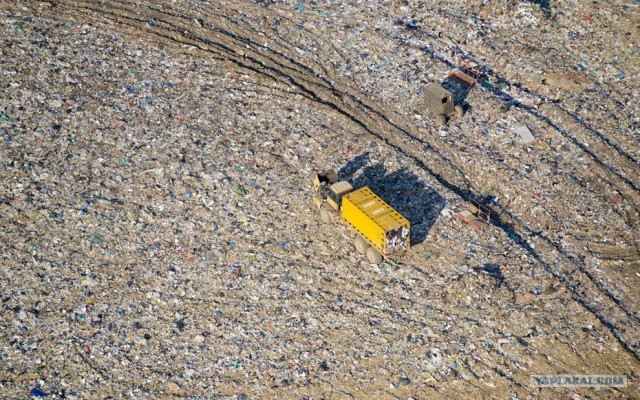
xmin=341 ymin=187 xmax=410 ymax=256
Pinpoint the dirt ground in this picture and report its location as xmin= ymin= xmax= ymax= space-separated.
xmin=1 ymin=1 xmax=639 ymax=399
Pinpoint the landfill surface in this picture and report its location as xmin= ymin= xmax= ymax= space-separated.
xmin=1 ymin=1 xmax=639 ymax=399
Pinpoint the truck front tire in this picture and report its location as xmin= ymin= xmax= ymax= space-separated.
xmin=454 ymin=105 xmax=464 ymax=118
xmin=320 ymin=207 xmax=332 ymax=223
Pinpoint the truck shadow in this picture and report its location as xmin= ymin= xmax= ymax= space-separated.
xmin=338 ymin=153 xmax=446 ymax=246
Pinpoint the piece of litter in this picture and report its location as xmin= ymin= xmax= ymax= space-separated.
xmin=516 ymin=126 xmax=535 ymax=145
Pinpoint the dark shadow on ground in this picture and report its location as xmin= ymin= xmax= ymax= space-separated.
xmin=338 ymin=152 xmax=446 ymax=246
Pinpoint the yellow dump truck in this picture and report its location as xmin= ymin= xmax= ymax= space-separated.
xmin=313 ymin=170 xmax=410 ymax=264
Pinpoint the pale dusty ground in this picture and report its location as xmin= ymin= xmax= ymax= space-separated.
xmin=1 ymin=1 xmax=639 ymax=399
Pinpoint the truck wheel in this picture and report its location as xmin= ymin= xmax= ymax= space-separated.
xmin=454 ymin=105 xmax=464 ymax=118
xmin=366 ymin=247 xmax=383 ymax=264
xmin=355 ymin=236 xmax=369 ymax=255
xmin=436 ymin=114 xmax=446 ymax=125
xmin=320 ymin=207 xmax=332 ymax=223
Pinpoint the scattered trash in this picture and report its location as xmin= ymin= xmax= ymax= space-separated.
xmin=516 ymin=125 xmax=536 ymax=145
xmin=166 ymin=382 xmax=180 ymax=394
xmin=541 ymin=74 xmax=585 ymax=93
xmin=515 ymin=293 xmax=537 ymax=304
xmin=1 ymin=1 xmax=637 ymax=399
xmin=30 ymin=388 xmax=48 ymax=398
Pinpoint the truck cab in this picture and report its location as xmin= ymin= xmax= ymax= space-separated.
xmin=424 ymin=83 xmax=454 ymax=116
xmin=313 ymin=170 xmax=353 ymax=217
xmin=312 ymin=169 xmax=410 ymax=264
xmin=424 ymin=82 xmax=464 ymax=125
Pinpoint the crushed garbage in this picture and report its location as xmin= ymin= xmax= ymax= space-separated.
xmin=516 ymin=125 xmax=536 ymax=145
xmin=0 ymin=0 xmax=638 ymax=398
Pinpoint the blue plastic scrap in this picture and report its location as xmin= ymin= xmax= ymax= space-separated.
xmin=31 ymin=388 xmax=48 ymax=397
